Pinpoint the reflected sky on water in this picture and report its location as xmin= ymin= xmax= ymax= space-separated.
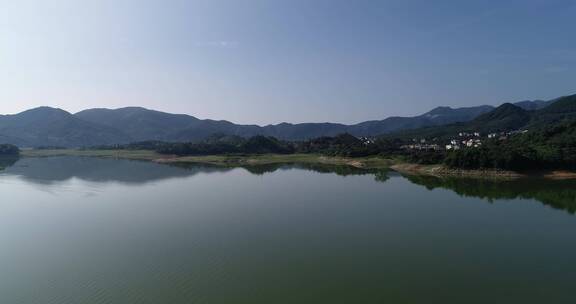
xmin=0 ymin=157 xmax=575 ymax=303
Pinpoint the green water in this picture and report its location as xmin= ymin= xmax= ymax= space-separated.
xmin=1 ymin=156 xmax=575 ymax=304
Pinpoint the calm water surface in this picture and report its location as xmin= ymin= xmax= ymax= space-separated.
xmin=0 ymin=156 xmax=575 ymax=304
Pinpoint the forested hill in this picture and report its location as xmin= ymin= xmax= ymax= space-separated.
xmin=0 ymin=95 xmax=565 ymax=147
xmin=386 ymin=94 xmax=576 ymax=140
xmin=1 ymin=103 xmax=494 ymax=147
xmin=85 ymin=93 xmax=576 ymax=172
xmin=74 ymin=104 xmax=496 ymax=143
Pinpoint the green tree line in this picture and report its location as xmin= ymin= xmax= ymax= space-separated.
xmin=0 ymin=144 xmax=19 ymax=156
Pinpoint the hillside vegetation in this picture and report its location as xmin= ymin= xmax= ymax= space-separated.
xmin=92 ymin=94 xmax=576 ymax=172
xmin=1 ymin=99 xmax=553 ymax=147
xmin=4 ymin=93 xmax=576 ymax=173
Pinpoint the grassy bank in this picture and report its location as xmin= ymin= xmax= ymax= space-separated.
xmin=21 ymin=149 xmax=576 ymax=179
xmin=22 ymin=149 xmax=162 ymax=160
xmin=390 ymin=163 xmax=576 ymax=180
xmin=21 ymin=149 xmax=396 ymax=169
xmin=390 ymin=163 xmax=523 ymax=180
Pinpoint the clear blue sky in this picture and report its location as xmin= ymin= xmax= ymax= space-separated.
xmin=1 ymin=0 xmax=575 ymax=125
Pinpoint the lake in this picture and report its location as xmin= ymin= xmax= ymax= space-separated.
xmin=1 ymin=156 xmax=575 ymax=304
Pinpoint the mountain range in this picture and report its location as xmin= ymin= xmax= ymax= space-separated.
xmin=387 ymin=94 xmax=576 ymax=139
xmin=0 ymin=97 xmax=567 ymax=147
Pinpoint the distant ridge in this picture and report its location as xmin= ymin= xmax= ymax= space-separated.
xmin=0 ymin=107 xmax=129 ymax=147
xmin=0 ymin=95 xmax=567 ymax=147
xmin=386 ymin=94 xmax=576 ymax=139
xmin=76 ymin=107 xmax=201 ymax=142
xmin=73 ymin=104 xmax=495 ymax=144
xmin=512 ymin=100 xmax=550 ymax=111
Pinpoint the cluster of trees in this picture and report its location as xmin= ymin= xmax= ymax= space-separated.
xmin=404 ymin=150 xmax=447 ymax=165
xmin=297 ymin=118 xmax=576 ymax=171
xmin=0 ymin=144 xmax=19 ymax=170
xmin=156 ymin=135 xmax=295 ymax=156
xmin=0 ymin=144 xmax=19 ymax=156
xmin=443 ymin=120 xmax=576 ymax=171
xmin=443 ymin=143 xmax=534 ymax=170
xmin=93 ymin=133 xmax=402 ymax=157
xmin=154 ymin=133 xmax=405 ymax=157
xmin=297 ymin=134 xmax=400 ymax=157
xmin=86 ymin=116 xmax=576 ymax=172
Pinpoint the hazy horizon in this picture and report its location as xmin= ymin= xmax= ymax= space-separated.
xmin=1 ymin=0 xmax=575 ymax=124
xmin=0 ymin=91 xmax=573 ymax=126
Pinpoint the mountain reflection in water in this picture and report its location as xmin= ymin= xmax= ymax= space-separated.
xmin=0 ymin=156 xmax=390 ymax=185
xmin=1 ymin=156 xmax=575 ymax=215
xmin=404 ymin=175 xmax=576 ymax=215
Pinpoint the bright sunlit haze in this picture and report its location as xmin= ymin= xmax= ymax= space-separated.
xmin=1 ymin=0 xmax=575 ymax=124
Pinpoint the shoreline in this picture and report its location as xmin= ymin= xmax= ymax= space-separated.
xmin=20 ymin=149 xmax=395 ymax=169
xmin=390 ymin=163 xmax=576 ymax=180
xmin=390 ymin=163 xmax=523 ymax=180
xmin=19 ymin=149 xmax=576 ymax=180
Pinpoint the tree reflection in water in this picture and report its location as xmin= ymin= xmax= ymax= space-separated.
xmin=404 ymin=174 xmax=576 ymax=215
xmin=2 ymin=156 xmax=575 ymax=214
